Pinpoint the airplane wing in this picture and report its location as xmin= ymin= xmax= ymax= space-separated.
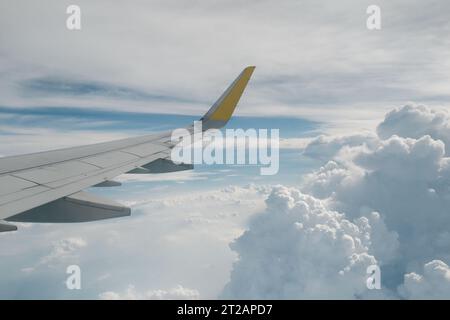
xmin=0 ymin=66 xmax=255 ymax=232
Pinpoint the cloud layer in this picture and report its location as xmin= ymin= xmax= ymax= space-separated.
xmin=0 ymin=184 xmax=269 ymax=299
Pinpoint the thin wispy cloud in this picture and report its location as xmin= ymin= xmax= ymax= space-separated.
xmin=1 ymin=0 xmax=450 ymax=127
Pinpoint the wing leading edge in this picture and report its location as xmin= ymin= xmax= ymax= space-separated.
xmin=0 ymin=66 xmax=255 ymax=232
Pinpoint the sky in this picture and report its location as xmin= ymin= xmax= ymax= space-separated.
xmin=1 ymin=0 xmax=450 ymax=299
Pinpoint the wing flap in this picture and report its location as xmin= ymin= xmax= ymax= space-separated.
xmin=0 ymin=175 xmax=38 ymax=196
xmin=0 ymin=185 xmax=50 ymax=206
xmin=11 ymin=161 xmax=99 ymax=185
xmin=122 ymin=142 xmax=168 ymax=157
xmin=80 ymin=151 xmax=140 ymax=168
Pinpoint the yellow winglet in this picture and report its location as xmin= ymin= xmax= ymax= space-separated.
xmin=202 ymin=66 xmax=255 ymax=127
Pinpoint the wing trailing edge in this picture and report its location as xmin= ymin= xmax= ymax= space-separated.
xmin=0 ymin=221 xmax=17 ymax=232
xmin=5 ymin=191 xmax=130 ymax=224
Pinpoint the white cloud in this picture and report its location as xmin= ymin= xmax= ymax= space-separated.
xmin=279 ymin=138 xmax=313 ymax=150
xmin=356 ymin=135 xmax=445 ymax=182
xmin=399 ymin=260 xmax=450 ymax=299
xmin=303 ymin=133 xmax=450 ymax=269
xmin=22 ymin=237 xmax=87 ymax=273
xmin=221 ymin=185 xmax=396 ymax=299
xmin=99 ymin=284 xmax=199 ymax=300
xmin=377 ymin=104 xmax=450 ymax=154
xmin=303 ymin=133 xmax=379 ymax=160
xmin=298 ymin=104 xmax=450 ymax=297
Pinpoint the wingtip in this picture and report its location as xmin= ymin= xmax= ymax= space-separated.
xmin=201 ymin=66 xmax=255 ymax=127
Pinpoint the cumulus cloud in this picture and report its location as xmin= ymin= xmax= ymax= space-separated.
xmin=303 ymin=133 xmax=379 ymax=160
xmin=301 ymin=104 xmax=450 ymax=296
xmin=377 ymin=104 xmax=450 ymax=154
xmin=302 ymin=136 xmax=450 ymax=273
xmin=221 ymin=185 xmax=397 ymax=299
xmin=399 ymin=260 xmax=450 ymax=299
xmin=354 ymin=135 xmax=445 ymax=182
xmin=99 ymin=285 xmax=199 ymax=300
